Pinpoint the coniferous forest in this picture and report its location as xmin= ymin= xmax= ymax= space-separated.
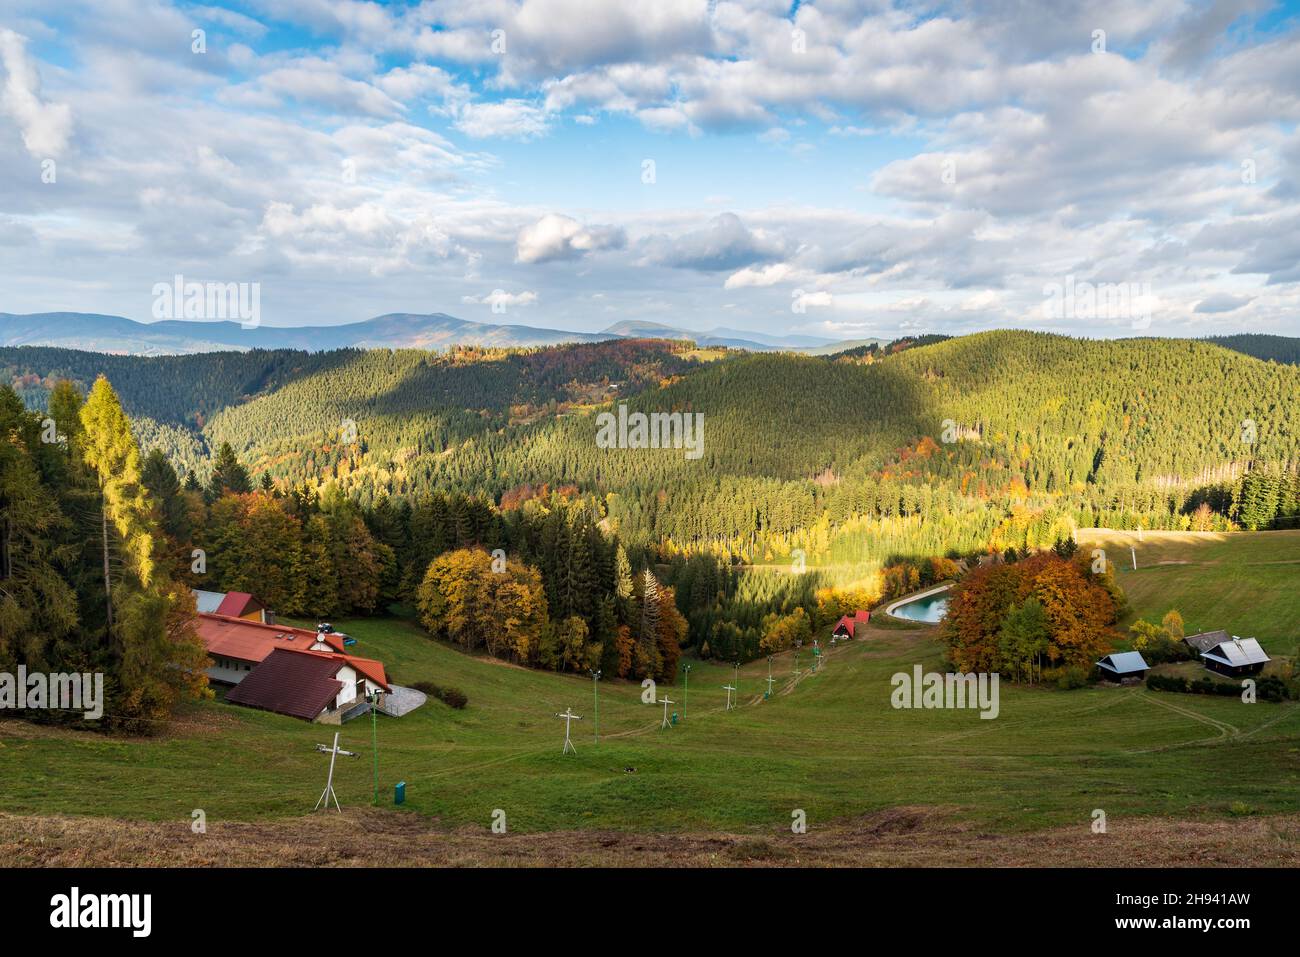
xmin=4 ymin=331 xmax=1300 ymax=719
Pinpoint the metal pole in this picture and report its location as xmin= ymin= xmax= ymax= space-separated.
xmin=682 ymin=664 xmax=690 ymax=720
xmin=370 ymin=693 xmax=378 ymax=806
xmin=590 ymin=669 xmax=601 ymax=744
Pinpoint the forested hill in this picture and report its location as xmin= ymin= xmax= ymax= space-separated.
xmin=1206 ymin=334 xmax=1300 ymax=366
xmin=6 ymin=331 xmax=1300 ymax=554
xmin=884 ymin=331 xmax=1300 ymax=488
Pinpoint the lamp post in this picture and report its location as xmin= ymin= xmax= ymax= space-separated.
xmin=367 ymin=690 xmax=381 ymax=805
xmin=682 ymin=663 xmax=691 ymax=720
xmin=589 ymin=669 xmax=601 ymax=744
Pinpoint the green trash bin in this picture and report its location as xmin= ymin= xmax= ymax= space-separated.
xmin=395 ymin=781 xmax=406 ymax=805
xmin=671 ymin=712 xmax=678 ymax=726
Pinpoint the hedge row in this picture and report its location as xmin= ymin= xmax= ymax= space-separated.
xmin=1146 ymin=673 xmax=1290 ymax=701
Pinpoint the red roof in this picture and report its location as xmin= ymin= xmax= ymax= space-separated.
xmin=279 ymin=646 xmax=390 ymax=692
xmin=833 ymin=610 xmax=871 ymax=636
xmin=214 ymin=591 xmax=264 ymax=617
xmin=197 ymin=613 xmax=343 ymax=664
xmin=225 ymin=648 xmax=346 ymax=720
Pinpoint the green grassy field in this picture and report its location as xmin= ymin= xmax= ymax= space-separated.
xmin=2 ymin=612 xmax=1297 ymax=837
xmin=1079 ymin=529 xmax=1300 ymax=656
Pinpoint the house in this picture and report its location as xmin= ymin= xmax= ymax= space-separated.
xmin=196 ymin=613 xmax=344 ymax=686
xmin=1095 ymin=651 xmax=1150 ymax=681
xmin=1183 ymin=629 xmax=1229 ymax=657
xmin=832 ymin=610 xmax=871 ymax=640
xmin=197 ymin=613 xmax=392 ymax=722
xmin=1199 ymin=636 xmax=1270 ymax=678
xmin=191 ymin=588 xmax=271 ymax=624
xmin=225 ymin=647 xmax=391 ymax=723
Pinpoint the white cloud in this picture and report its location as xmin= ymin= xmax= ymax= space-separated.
xmin=453 ymin=99 xmax=549 ymax=139
xmin=516 ymin=213 xmax=626 ymax=263
xmin=642 ymin=212 xmax=787 ymax=271
xmin=0 ymin=29 xmax=72 ymax=157
xmin=462 ymin=289 xmax=539 ymax=308
xmin=724 ymin=262 xmax=798 ymax=289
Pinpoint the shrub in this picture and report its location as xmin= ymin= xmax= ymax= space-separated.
xmin=410 ymin=680 xmax=469 ymax=709
xmin=438 ymin=686 xmax=469 ymax=709
xmin=1256 ymin=676 xmax=1289 ymax=702
xmin=1146 ymin=674 xmax=1188 ymax=693
xmin=1053 ymin=665 xmax=1089 ymax=690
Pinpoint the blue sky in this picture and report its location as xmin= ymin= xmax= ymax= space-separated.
xmin=2 ymin=0 xmax=1300 ymax=341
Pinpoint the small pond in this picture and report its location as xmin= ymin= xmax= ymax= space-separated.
xmin=889 ymin=591 xmax=949 ymax=623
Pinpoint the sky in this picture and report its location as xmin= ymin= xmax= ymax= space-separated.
xmin=1 ymin=0 xmax=1300 ymax=341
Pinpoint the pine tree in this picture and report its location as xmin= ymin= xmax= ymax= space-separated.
xmin=208 ymin=441 xmax=252 ymax=498
xmin=613 ymin=543 xmax=635 ymax=622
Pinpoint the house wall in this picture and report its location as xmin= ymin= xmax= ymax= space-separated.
xmin=206 ymin=656 xmax=255 ymax=685
xmin=333 ymin=665 xmax=359 ymax=709
xmin=1204 ymin=659 xmax=1264 ymax=678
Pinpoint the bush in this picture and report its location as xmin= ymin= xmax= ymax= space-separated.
xmin=438 ymin=686 xmax=469 ymax=709
xmin=1256 ymin=676 xmax=1289 ymax=702
xmin=1053 ymin=665 xmax=1089 ymax=690
xmin=1146 ymin=672 xmax=1283 ymax=700
xmin=410 ymin=680 xmax=469 ymax=709
xmin=1146 ymin=674 xmax=1188 ymax=693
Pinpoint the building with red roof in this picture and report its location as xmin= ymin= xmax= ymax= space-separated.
xmin=192 ymin=588 xmax=270 ymax=623
xmin=197 ymin=613 xmax=390 ymax=721
xmin=225 ymin=647 xmax=390 ymax=722
xmin=832 ymin=610 xmax=871 ymax=640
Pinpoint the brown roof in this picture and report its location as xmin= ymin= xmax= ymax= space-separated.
xmin=225 ymin=648 xmax=346 ymax=720
xmin=1184 ymin=629 xmax=1229 ymax=654
xmin=197 ymin=613 xmax=343 ymax=663
xmin=279 ymin=646 xmax=391 ymax=692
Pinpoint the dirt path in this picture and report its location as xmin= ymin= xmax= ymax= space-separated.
xmin=3 ymin=806 xmax=1296 ymax=867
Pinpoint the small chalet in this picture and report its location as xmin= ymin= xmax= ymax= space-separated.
xmin=225 ymin=647 xmax=391 ymax=722
xmin=192 ymin=589 xmax=271 ymax=624
xmin=1199 ymin=636 xmax=1271 ymax=678
xmin=832 ymin=610 xmax=871 ymax=640
xmin=1095 ymin=651 xmax=1150 ymax=682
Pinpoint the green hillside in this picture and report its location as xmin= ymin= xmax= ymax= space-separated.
xmin=1080 ymin=528 xmax=1300 ymax=655
xmin=2 ymin=615 xmax=1296 ymax=833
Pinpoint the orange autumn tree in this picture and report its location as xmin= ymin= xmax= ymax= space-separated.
xmin=941 ymin=552 xmax=1119 ymax=676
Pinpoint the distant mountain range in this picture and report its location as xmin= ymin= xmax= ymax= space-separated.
xmin=0 ymin=311 xmax=871 ymax=356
